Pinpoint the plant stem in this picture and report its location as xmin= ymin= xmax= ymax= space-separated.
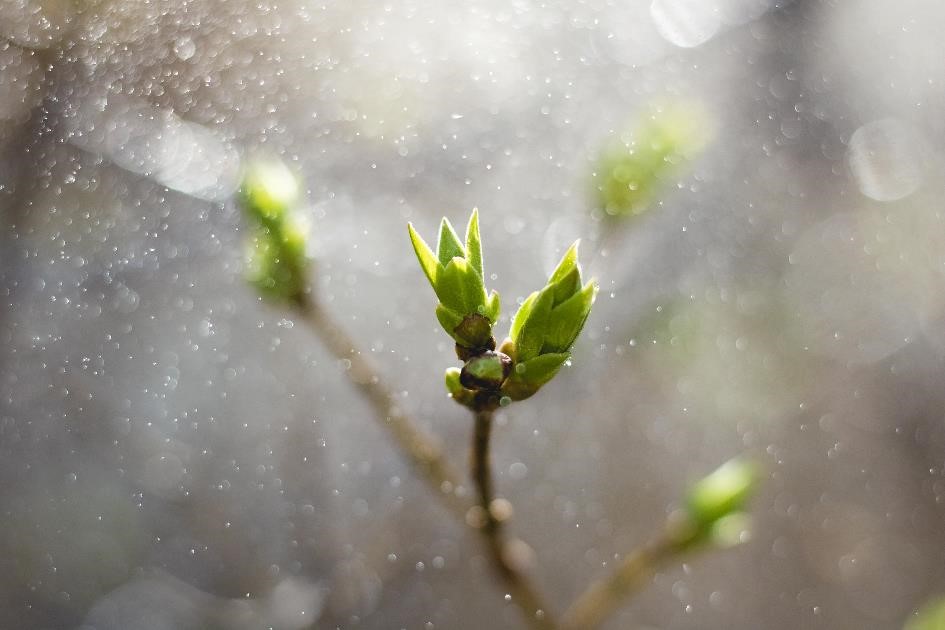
xmin=295 ymin=294 xmax=470 ymax=522
xmin=295 ymin=294 xmax=557 ymax=628
xmin=472 ymin=409 xmax=558 ymax=630
xmin=560 ymin=530 xmax=684 ymax=630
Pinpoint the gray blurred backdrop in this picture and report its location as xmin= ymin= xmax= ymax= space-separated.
xmin=3 ymin=0 xmax=945 ymax=628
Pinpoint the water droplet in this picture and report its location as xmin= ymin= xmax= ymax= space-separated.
xmin=650 ymin=0 xmax=721 ymax=48
xmin=847 ymin=118 xmax=924 ymax=201
xmin=173 ymin=37 xmax=196 ymax=61
xmin=509 ymin=462 xmax=528 ymax=480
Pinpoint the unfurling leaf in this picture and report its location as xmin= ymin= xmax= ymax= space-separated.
xmin=407 ymin=211 xmax=499 ymax=351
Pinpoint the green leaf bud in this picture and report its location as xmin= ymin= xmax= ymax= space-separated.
xmin=541 ymin=281 xmax=597 ymax=354
xmin=685 ymin=457 xmax=759 ymax=529
xmin=407 ymin=222 xmax=440 ymax=290
xmin=445 ymin=366 xmax=463 ymax=394
xmin=240 ymin=160 xmax=300 ymax=222
xmin=239 ymin=159 xmax=309 ymax=305
xmin=510 ymin=241 xmax=596 ymax=361
xmin=464 ymin=209 xmax=484 ymax=279
xmin=453 ymin=314 xmax=497 ymax=358
xmin=504 ymin=241 xmax=596 ymax=399
xmin=413 ymin=214 xmax=593 ymax=408
xmin=407 ymin=210 xmax=500 ymax=350
xmin=512 ymin=286 xmax=555 ymax=363
xmin=593 ymin=101 xmax=712 ymax=219
xmin=437 ymin=217 xmax=465 ymax=266
xmin=445 ymin=367 xmax=477 ymax=408
xmin=460 ymin=351 xmax=513 ymax=391
xmin=509 ymin=291 xmax=538 ymax=348
xmin=708 ymin=512 xmax=752 ymax=549
xmin=500 ymin=352 xmax=569 ymax=401
xmin=547 ymin=241 xmax=582 ymax=304
xmin=437 ymin=257 xmax=487 ymax=315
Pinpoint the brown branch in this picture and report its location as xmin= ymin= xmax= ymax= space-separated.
xmin=472 ymin=409 xmax=558 ymax=630
xmin=560 ymin=528 xmax=687 ymax=630
xmin=294 ymin=294 xmax=556 ymax=629
xmin=294 ymin=294 xmax=471 ymax=522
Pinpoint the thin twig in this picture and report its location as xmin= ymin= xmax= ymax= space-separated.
xmin=294 ymin=293 xmax=471 ymax=522
xmin=560 ymin=530 xmax=685 ymax=630
xmin=472 ymin=409 xmax=558 ymax=630
xmin=294 ymin=294 xmax=556 ymax=628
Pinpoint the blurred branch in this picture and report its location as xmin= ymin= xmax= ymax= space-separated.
xmin=243 ymin=167 xmax=756 ymax=630
xmin=472 ymin=409 xmax=557 ymax=630
xmin=241 ymin=164 xmax=559 ymax=628
xmin=560 ymin=529 xmax=685 ymax=630
xmin=562 ymin=457 xmax=758 ymax=630
xmin=294 ymin=293 xmax=470 ymax=522
xmin=296 ymin=293 xmax=557 ymax=629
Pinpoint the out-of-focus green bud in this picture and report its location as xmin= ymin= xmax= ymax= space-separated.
xmin=906 ymin=598 xmax=945 ymax=630
xmin=593 ymin=101 xmax=712 ymax=219
xmin=239 ymin=159 xmax=309 ymax=306
xmin=708 ymin=512 xmax=752 ymax=549
xmin=240 ymin=160 xmax=300 ymax=222
xmin=500 ymin=242 xmax=596 ymax=401
xmin=445 ymin=367 xmax=476 ymax=408
xmin=408 ymin=209 xmax=500 ymax=351
xmin=685 ymin=457 xmax=759 ymax=530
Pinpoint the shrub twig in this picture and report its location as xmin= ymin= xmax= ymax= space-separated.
xmin=561 ymin=531 xmax=683 ymax=630
xmin=295 ymin=293 xmax=470 ymax=521
xmin=472 ymin=408 xmax=558 ymax=629
xmin=294 ymin=293 xmax=556 ymax=629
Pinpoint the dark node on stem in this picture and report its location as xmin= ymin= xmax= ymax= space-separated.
xmin=460 ymin=351 xmax=512 ymax=392
xmin=455 ymin=337 xmax=496 ymax=361
xmin=453 ymin=313 xmax=495 ymax=358
xmin=472 ymin=390 xmax=502 ymax=412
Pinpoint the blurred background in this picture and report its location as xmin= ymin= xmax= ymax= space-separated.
xmin=3 ymin=0 xmax=945 ymax=628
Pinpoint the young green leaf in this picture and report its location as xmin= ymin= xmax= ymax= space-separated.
xmin=436 ymin=217 xmax=465 ymax=266
xmin=517 ymin=352 xmax=570 ymax=384
xmin=407 ymin=210 xmax=500 ymax=351
xmin=484 ymin=290 xmax=500 ymax=324
xmin=550 ymin=262 xmax=582 ymax=305
xmin=408 ymin=223 xmax=441 ymax=289
xmin=511 ymin=286 xmax=555 ymax=362
xmin=465 ymin=208 xmax=483 ymax=279
xmin=436 ymin=257 xmax=486 ymax=315
xmin=542 ymin=281 xmax=597 ymax=353
xmin=548 ymin=241 xmax=580 ymax=287
xmin=501 ymin=352 xmax=569 ymax=400
xmin=435 ymin=304 xmax=466 ymax=342
xmin=509 ymin=291 xmax=538 ymax=347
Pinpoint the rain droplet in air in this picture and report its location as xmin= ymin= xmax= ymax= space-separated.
xmin=650 ymin=0 xmax=722 ymax=48
xmin=173 ymin=36 xmax=196 ymax=61
xmin=847 ymin=118 xmax=924 ymax=202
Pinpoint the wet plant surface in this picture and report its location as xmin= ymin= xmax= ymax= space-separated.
xmin=3 ymin=1 xmax=945 ymax=629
